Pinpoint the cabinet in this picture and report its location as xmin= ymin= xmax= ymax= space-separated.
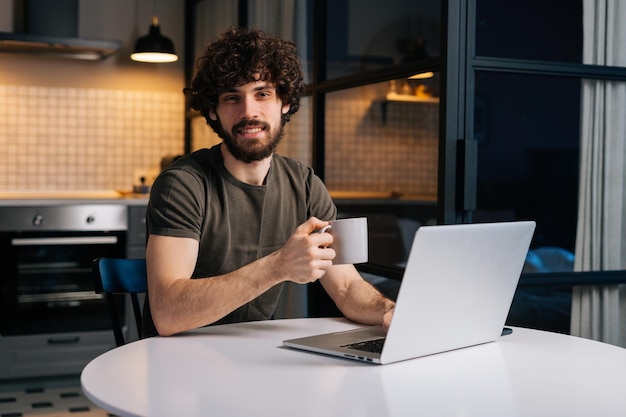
xmin=121 ymin=203 xmax=147 ymax=343
xmin=0 ymin=332 xmax=114 ymax=379
xmin=127 ymin=204 xmax=147 ymax=259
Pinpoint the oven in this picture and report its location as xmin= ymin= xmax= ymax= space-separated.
xmin=0 ymin=204 xmax=128 ymax=378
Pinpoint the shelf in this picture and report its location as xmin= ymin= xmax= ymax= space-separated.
xmin=378 ymin=94 xmax=439 ymax=124
xmin=384 ymin=92 xmax=440 ymax=103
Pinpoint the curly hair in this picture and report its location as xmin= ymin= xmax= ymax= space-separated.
xmin=184 ymin=28 xmax=305 ymax=132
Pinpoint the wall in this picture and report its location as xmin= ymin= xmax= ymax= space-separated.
xmin=0 ymin=0 xmax=185 ymax=191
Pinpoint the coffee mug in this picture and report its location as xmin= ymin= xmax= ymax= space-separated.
xmin=319 ymin=217 xmax=368 ymax=265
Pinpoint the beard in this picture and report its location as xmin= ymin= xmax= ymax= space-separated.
xmin=217 ymin=119 xmax=285 ymax=163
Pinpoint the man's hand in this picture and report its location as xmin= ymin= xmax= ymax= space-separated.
xmin=272 ymin=217 xmax=336 ymax=284
xmin=382 ymin=306 xmax=395 ymax=332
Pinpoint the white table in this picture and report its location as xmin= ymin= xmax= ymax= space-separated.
xmin=81 ymin=317 xmax=626 ymax=417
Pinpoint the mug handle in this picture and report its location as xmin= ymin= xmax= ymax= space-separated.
xmin=318 ymin=225 xmax=332 ymax=234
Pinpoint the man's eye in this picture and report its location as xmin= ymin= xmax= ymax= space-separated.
xmin=223 ymin=95 xmax=239 ymax=102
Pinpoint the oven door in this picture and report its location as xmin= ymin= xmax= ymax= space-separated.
xmin=0 ymin=231 xmax=126 ymax=335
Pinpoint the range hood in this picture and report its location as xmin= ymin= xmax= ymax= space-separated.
xmin=0 ymin=32 xmax=121 ymax=60
xmin=0 ymin=0 xmax=122 ymax=61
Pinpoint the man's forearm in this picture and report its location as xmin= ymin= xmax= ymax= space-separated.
xmin=338 ymin=279 xmax=395 ymax=327
xmin=150 ymin=253 xmax=284 ymax=336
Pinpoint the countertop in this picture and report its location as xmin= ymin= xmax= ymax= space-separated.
xmin=0 ymin=190 xmax=435 ymax=207
xmin=329 ymin=190 xmax=436 ymax=205
xmin=0 ymin=190 xmax=149 ymax=206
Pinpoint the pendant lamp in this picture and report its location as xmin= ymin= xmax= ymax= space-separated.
xmin=131 ymin=13 xmax=178 ymax=63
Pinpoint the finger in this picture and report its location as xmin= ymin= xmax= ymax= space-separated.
xmin=310 ymin=230 xmax=333 ymax=248
xmin=296 ymin=216 xmax=329 ymax=235
xmin=314 ymin=259 xmax=333 ymax=274
xmin=316 ymin=247 xmax=335 ymax=261
xmin=382 ymin=308 xmax=394 ymax=332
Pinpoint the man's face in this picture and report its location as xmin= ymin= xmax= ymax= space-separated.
xmin=210 ymin=80 xmax=290 ymax=163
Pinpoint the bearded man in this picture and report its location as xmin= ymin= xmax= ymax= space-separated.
xmin=142 ymin=28 xmax=394 ymax=338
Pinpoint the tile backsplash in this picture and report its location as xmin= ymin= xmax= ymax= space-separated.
xmin=325 ymin=98 xmax=438 ymax=198
xmin=0 ymin=85 xmax=184 ymax=191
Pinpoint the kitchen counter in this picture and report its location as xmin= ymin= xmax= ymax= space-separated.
xmin=0 ymin=190 xmax=149 ymax=206
xmin=1 ymin=191 xmax=438 ymax=208
xmin=1 ymin=190 xmax=435 ymax=206
xmin=329 ymin=190 xmax=436 ymax=205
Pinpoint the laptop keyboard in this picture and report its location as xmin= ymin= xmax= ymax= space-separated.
xmin=342 ymin=337 xmax=386 ymax=354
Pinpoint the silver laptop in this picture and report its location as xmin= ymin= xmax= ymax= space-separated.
xmin=283 ymin=221 xmax=536 ymax=365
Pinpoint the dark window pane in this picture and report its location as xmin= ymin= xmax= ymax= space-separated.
xmin=326 ymin=0 xmax=441 ymax=79
xmin=476 ymin=0 xmax=583 ymax=63
xmin=474 ymin=72 xmax=581 ymax=253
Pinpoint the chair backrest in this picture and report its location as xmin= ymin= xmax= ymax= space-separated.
xmin=93 ymin=257 xmax=147 ymax=347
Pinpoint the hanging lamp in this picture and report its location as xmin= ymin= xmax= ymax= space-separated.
xmin=130 ymin=13 xmax=178 ymax=63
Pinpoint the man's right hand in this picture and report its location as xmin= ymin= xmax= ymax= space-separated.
xmin=272 ymin=217 xmax=336 ymax=284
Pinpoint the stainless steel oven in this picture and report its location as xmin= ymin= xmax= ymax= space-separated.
xmin=0 ymin=204 xmax=128 ymax=378
xmin=0 ymin=199 xmax=145 ymax=380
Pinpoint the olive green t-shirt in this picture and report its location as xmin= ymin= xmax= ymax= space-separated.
xmin=141 ymin=144 xmax=336 ymax=337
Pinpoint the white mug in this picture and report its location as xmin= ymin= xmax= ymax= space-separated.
xmin=320 ymin=217 xmax=368 ymax=265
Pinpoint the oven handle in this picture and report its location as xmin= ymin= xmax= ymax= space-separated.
xmin=11 ymin=236 xmax=118 ymax=246
xmin=48 ymin=336 xmax=81 ymax=345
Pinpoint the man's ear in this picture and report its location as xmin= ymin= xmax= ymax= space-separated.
xmin=208 ymin=109 xmax=218 ymax=121
xmin=282 ymin=104 xmax=291 ymax=115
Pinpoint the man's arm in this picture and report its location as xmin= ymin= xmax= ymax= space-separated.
xmin=146 ymin=217 xmax=336 ymax=336
xmin=319 ymin=265 xmax=396 ymax=331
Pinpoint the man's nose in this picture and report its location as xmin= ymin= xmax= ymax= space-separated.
xmin=240 ymin=96 xmax=259 ymax=119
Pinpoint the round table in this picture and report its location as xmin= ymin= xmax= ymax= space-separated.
xmin=81 ymin=317 xmax=626 ymax=417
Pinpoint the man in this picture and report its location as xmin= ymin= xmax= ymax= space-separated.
xmin=141 ymin=28 xmax=394 ymax=338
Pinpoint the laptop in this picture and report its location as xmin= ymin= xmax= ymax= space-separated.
xmin=283 ymin=221 xmax=536 ymax=365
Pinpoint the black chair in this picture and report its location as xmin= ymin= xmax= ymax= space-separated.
xmin=93 ymin=257 xmax=147 ymax=346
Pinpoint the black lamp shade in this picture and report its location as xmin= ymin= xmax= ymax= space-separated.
xmin=131 ymin=17 xmax=178 ymax=63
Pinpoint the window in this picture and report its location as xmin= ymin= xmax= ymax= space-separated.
xmin=325 ymin=0 xmax=441 ymax=79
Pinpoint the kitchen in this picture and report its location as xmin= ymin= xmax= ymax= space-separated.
xmin=0 ymin=0 xmax=440 ymax=387
xmin=3 ymin=0 xmax=625 ymax=414
xmin=0 ymin=0 xmax=185 ymax=192
xmin=0 ymin=0 xmax=185 ymax=386
xmin=0 ymin=3 xmax=180 ymax=405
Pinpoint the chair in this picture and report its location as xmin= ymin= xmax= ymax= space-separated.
xmin=93 ymin=257 xmax=147 ymax=346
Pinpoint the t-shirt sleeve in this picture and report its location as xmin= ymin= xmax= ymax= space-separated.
xmin=307 ymin=171 xmax=337 ymax=222
xmin=146 ymin=168 xmax=205 ymax=241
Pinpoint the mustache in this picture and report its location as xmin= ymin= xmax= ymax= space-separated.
xmin=232 ymin=120 xmax=269 ymax=132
